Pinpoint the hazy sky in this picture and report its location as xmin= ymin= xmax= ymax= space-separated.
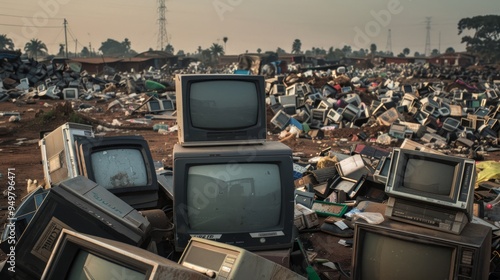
xmin=1 ymin=0 xmax=498 ymax=56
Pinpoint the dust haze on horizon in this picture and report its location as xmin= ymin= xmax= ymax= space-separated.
xmin=1 ymin=0 xmax=498 ymax=57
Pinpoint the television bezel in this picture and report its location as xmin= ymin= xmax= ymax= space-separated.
xmin=175 ymin=74 xmax=267 ymax=146
xmin=351 ymin=219 xmax=491 ymax=280
xmin=385 ymin=148 xmax=475 ymax=212
xmin=172 ymin=141 xmax=295 ymax=252
xmin=75 ymin=135 xmax=159 ymax=209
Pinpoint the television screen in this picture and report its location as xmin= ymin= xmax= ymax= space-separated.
xmin=63 ymin=88 xmax=78 ymax=100
xmin=358 ymin=229 xmax=453 ymax=279
xmin=187 ymin=163 xmax=281 ymax=232
xmin=190 ymin=80 xmax=257 ymax=129
xmin=402 ymin=158 xmax=455 ymax=195
xmin=91 ymin=148 xmax=148 ymax=189
xmin=67 ymin=250 xmax=146 ymax=279
xmin=176 ymin=74 xmax=266 ymax=146
xmin=148 ymin=99 xmax=162 ymax=112
xmin=173 ymin=141 xmax=295 ymax=252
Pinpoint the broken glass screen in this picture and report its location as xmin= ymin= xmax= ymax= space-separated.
xmin=90 ymin=149 xmax=148 ymax=189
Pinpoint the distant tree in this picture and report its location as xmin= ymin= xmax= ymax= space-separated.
xmin=58 ymin=43 xmax=65 ymax=56
xmin=414 ymin=51 xmax=421 ymax=57
xmin=0 ymin=34 xmax=14 ymax=50
xmin=256 ymin=48 xmax=262 ymax=54
xmin=291 ymin=39 xmax=302 ymax=54
xmin=122 ymin=38 xmax=131 ymax=53
xmin=403 ymin=48 xmax=410 ymax=56
xmin=210 ymin=43 xmax=224 ymax=58
xmin=445 ymin=47 xmax=455 ymax=54
xmin=341 ymin=45 xmax=352 ymax=57
xmin=431 ymin=49 xmax=440 ymax=56
xmin=164 ymin=43 xmax=174 ymax=54
xmin=276 ymin=47 xmax=286 ymax=54
xmin=197 ymin=46 xmax=202 ymax=54
xmin=80 ymin=46 xmax=90 ymax=57
xmin=222 ymin=36 xmax=228 ymax=52
xmin=99 ymin=38 xmax=128 ymax=56
xmin=458 ymin=15 xmax=500 ymax=63
xmin=24 ymin=38 xmax=47 ymax=60
xmin=176 ymin=50 xmax=185 ymax=56
xmin=370 ymin=43 xmax=377 ymax=54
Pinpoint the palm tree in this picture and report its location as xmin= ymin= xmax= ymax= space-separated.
xmin=222 ymin=36 xmax=228 ymax=53
xmin=122 ymin=38 xmax=131 ymax=53
xmin=257 ymin=48 xmax=262 ymax=54
xmin=291 ymin=39 xmax=302 ymax=54
xmin=210 ymin=43 xmax=224 ymax=58
xmin=24 ymin=38 xmax=47 ymax=60
xmin=0 ymin=34 xmax=14 ymax=50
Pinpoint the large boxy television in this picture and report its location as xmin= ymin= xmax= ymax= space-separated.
xmin=175 ymin=74 xmax=267 ymax=146
xmin=385 ymin=148 xmax=476 ymax=234
xmin=0 ymin=176 xmax=151 ymax=279
xmin=75 ymin=136 xmax=159 ymax=209
xmin=172 ymin=141 xmax=295 ymax=252
xmin=351 ymin=218 xmax=491 ymax=280
xmin=41 ymin=229 xmax=210 ymax=280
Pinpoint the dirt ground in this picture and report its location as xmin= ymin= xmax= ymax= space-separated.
xmin=0 ymin=96 xmax=499 ymax=263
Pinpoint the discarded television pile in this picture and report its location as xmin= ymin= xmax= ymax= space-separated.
xmin=1 ymin=69 xmax=499 ymax=279
xmin=0 ymin=73 xmax=307 ymax=280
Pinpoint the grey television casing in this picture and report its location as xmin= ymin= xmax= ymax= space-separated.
xmin=39 ymin=122 xmax=94 ymax=188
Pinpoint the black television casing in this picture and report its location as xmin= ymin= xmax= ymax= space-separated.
xmin=75 ymin=135 xmax=159 ymax=209
xmin=0 ymin=176 xmax=150 ymax=280
xmin=172 ymin=141 xmax=295 ymax=252
xmin=175 ymin=74 xmax=267 ymax=146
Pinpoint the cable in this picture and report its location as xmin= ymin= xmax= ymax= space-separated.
xmin=0 ymin=23 xmax=60 ymax=28
xmin=0 ymin=13 xmax=64 ymax=20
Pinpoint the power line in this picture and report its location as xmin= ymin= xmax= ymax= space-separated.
xmin=0 ymin=13 xmax=64 ymax=20
xmin=0 ymin=23 xmax=60 ymax=28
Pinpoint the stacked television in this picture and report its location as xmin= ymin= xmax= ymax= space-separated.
xmin=172 ymin=74 xmax=296 ymax=252
xmin=351 ymin=148 xmax=491 ymax=279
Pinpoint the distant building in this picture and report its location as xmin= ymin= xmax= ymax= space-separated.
xmin=428 ymin=52 xmax=475 ymax=67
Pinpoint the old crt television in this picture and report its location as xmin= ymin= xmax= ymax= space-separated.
xmin=172 ymin=141 xmax=295 ymax=252
xmin=351 ymin=219 xmax=491 ymax=280
xmin=41 ymin=229 xmax=210 ymax=280
xmin=75 ymin=135 xmax=159 ymax=209
xmin=179 ymin=237 xmax=306 ymax=280
xmin=0 ymin=176 xmax=150 ymax=280
xmin=385 ymin=148 xmax=476 ymax=234
xmin=62 ymin=88 xmax=78 ymax=100
xmin=175 ymin=74 xmax=267 ymax=146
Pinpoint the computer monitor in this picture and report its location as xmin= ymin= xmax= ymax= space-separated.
xmin=270 ymin=110 xmax=291 ymax=130
xmin=179 ymin=237 xmax=305 ymax=280
xmin=147 ymin=98 xmax=163 ymax=113
xmin=172 ymin=141 xmax=295 ymax=252
xmin=351 ymin=218 xmax=491 ymax=280
xmin=0 ymin=176 xmax=151 ymax=279
xmin=41 ymin=229 xmax=210 ymax=280
xmin=75 ymin=136 xmax=159 ymax=209
xmin=175 ymin=74 xmax=267 ymax=146
xmin=385 ymin=148 xmax=476 ymax=234
xmin=62 ymin=88 xmax=78 ymax=100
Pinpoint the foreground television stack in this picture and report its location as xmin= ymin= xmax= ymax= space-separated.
xmin=172 ymin=74 xmax=296 ymax=254
xmin=351 ymin=148 xmax=492 ymax=280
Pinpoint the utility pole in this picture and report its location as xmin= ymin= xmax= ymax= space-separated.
xmin=385 ymin=29 xmax=392 ymax=55
xmin=64 ymin=18 xmax=68 ymax=58
xmin=75 ymin=39 xmax=77 ymax=57
xmin=424 ymin=17 xmax=431 ymax=57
